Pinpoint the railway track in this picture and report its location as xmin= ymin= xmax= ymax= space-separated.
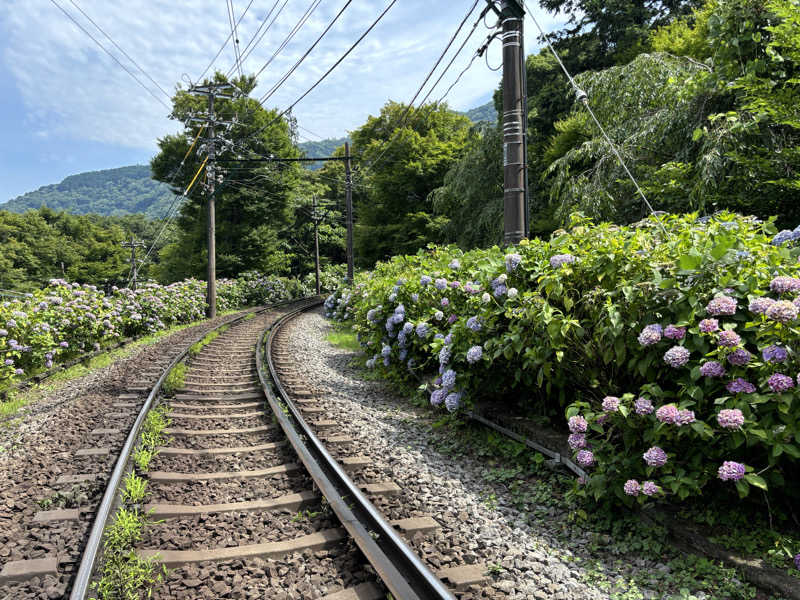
xmin=1 ymin=298 xmax=490 ymax=598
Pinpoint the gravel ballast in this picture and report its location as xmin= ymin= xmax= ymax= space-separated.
xmin=284 ymin=309 xmax=614 ymax=600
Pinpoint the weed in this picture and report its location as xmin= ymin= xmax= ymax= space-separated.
xmin=486 ymin=563 xmax=504 ymax=575
xmin=325 ymin=323 xmax=361 ymax=352
xmin=291 ymin=508 xmax=321 ymax=522
xmin=121 ymin=471 xmax=148 ymax=505
xmin=161 ymin=362 xmax=186 ymax=397
xmin=481 ymin=491 xmax=498 ymax=511
xmin=189 ymin=325 xmax=229 ymax=357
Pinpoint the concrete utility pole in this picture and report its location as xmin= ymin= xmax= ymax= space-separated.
xmin=121 ymin=235 xmax=146 ymax=291
xmin=499 ymin=0 xmax=527 ymax=244
xmin=344 ymin=142 xmax=354 ymax=281
xmin=186 ymin=82 xmax=238 ymax=318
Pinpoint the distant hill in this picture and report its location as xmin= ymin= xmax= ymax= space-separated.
xmin=1 ymin=165 xmax=174 ymax=218
xmin=461 ymin=100 xmax=497 ymax=124
xmin=298 ymin=137 xmax=349 ymax=171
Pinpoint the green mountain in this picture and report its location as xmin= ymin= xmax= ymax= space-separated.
xmin=1 ymin=165 xmax=174 ymax=218
xmin=461 ymin=100 xmax=497 ymax=124
xmin=298 ymin=137 xmax=349 ymax=171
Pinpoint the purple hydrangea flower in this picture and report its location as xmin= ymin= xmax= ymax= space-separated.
xmin=766 ymin=300 xmax=798 ymax=323
xmin=727 ymin=349 xmax=752 ymax=366
xmin=762 ymin=345 xmax=788 ymax=363
xmin=59 ymin=341 xmax=69 ymax=348
xmin=767 ymin=373 xmax=794 ymax=393
xmin=643 ymin=447 xmax=668 ymax=467
xmin=677 ymin=409 xmax=695 ymax=425
xmin=505 ymin=253 xmax=522 ymax=272
xmin=445 ymin=392 xmax=462 ymax=412
xmin=466 ymin=345 xmax=483 ymax=364
xmin=444 ymin=333 xmax=453 ymax=345
xmin=442 ymin=369 xmax=457 ymax=388
xmin=450 ymin=281 xmax=461 ymax=289
xmin=664 ymin=325 xmax=686 ymax=340
xmin=718 ymin=330 xmax=741 ymax=347
xmin=727 ymin=378 xmax=756 ymax=394
xmin=638 ymin=324 xmax=663 ymax=346
xmin=699 ymin=318 xmax=720 ymax=333
xmin=14 ymin=368 xmax=23 ymax=376
xmin=769 ymin=276 xmax=800 ymax=294
xmin=466 ymin=316 xmax=481 ymax=331
xmin=717 ymin=461 xmax=746 ymax=481
xmin=794 ymin=553 xmax=800 ymax=570
xmin=493 ymin=284 xmax=507 ymax=297
xmin=550 ymin=254 xmax=576 ymax=268
xmin=576 ymin=450 xmax=595 ymax=467
xmin=4 ymin=359 xmax=13 ymax=366
xmin=700 ymin=361 xmax=726 ymax=377
xmin=664 ymin=346 xmax=690 ymax=368
xmin=749 ymin=297 xmax=775 ymax=315
xmin=642 ymin=481 xmax=660 ymax=496
xmin=430 ymin=388 xmax=446 ymax=406
xmin=634 ymin=397 xmax=654 ymax=415
xmin=706 ymin=295 xmax=737 ymax=316
xmin=441 ymin=297 xmax=450 ymax=307
xmin=602 ymin=396 xmax=620 ymax=412
xmin=567 ymin=433 xmax=586 ymax=449
xmin=656 ymin=404 xmax=680 ymax=424
xmin=623 ymin=480 xmax=641 ymax=496
xmin=717 ymin=409 xmax=745 ymax=429
xmin=568 ymin=415 xmax=588 ymax=433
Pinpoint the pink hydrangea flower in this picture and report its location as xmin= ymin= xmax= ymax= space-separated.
xmin=623 ymin=480 xmax=641 ymax=496
xmin=768 ymin=373 xmax=794 ymax=393
xmin=717 ymin=409 xmax=744 ymax=429
xmin=567 ymin=433 xmax=586 ymax=449
xmin=699 ymin=318 xmax=720 ymax=333
xmin=641 ymin=481 xmax=660 ymax=496
xmin=664 ymin=325 xmax=686 ymax=340
xmin=717 ymin=330 xmax=741 ymax=347
xmin=634 ymin=396 xmax=654 ymax=415
xmin=576 ymin=450 xmax=595 ymax=467
xmin=718 ymin=461 xmax=745 ymax=481
xmin=699 ymin=361 xmax=726 ymax=377
xmin=663 ymin=346 xmax=690 ymax=368
xmin=677 ymin=409 xmax=695 ymax=425
xmin=643 ymin=447 xmax=668 ymax=467
xmin=749 ymin=297 xmax=775 ymax=315
xmin=568 ymin=415 xmax=588 ymax=433
xmin=656 ymin=404 xmax=680 ymax=424
xmin=706 ymin=295 xmax=737 ymax=316
xmin=602 ymin=396 xmax=620 ymax=412
xmin=766 ymin=300 xmax=798 ymax=323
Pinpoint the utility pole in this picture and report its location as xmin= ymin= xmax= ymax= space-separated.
xmin=344 ymin=142 xmax=354 ymax=281
xmin=499 ymin=0 xmax=527 ymax=245
xmin=121 ymin=235 xmax=146 ymax=291
xmin=311 ymin=195 xmax=321 ymax=295
xmin=186 ymin=82 xmax=239 ymax=318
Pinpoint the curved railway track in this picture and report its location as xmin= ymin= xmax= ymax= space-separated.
xmin=1 ymin=297 xmax=493 ymax=599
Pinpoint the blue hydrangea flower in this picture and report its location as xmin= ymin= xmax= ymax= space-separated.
xmin=420 ymin=275 xmax=432 ymax=287
xmin=415 ymin=322 xmax=429 ymax=338
xmin=466 ymin=316 xmax=482 ymax=332
xmin=444 ymin=333 xmax=453 ymax=345
xmin=402 ymin=322 xmax=414 ymax=334
xmin=449 ymin=259 xmax=460 ymax=269
xmin=442 ymin=369 xmax=456 ymax=388
xmin=505 ymin=253 xmax=522 ymax=272
xmin=381 ymin=344 xmax=391 ymax=358
xmin=430 ymin=388 xmax=446 ymax=406
xmin=445 ymin=392 xmax=462 ymax=412
xmin=434 ymin=278 xmax=447 ymax=290
xmin=439 ymin=346 xmax=451 ymax=365
xmin=771 ymin=230 xmax=794 ymax=245
xmin=466 ymin=345 xmax=483 ymax=364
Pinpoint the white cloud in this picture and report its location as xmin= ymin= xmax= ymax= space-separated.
xmin=0 ymin=0 xmax=569 ymax=146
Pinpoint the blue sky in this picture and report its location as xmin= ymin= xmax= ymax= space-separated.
xmin=0 ymin=0 xmax=566 ymax=202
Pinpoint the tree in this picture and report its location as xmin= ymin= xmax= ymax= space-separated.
xmin=350 ymin=101 xmax=472 ymax=265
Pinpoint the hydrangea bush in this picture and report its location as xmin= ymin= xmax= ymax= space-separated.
xmin=1 ymin=273 xmax=308 ymax=389
xmin=325 ymin=212 xmax=800 ymax=506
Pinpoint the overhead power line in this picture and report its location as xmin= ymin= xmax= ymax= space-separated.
xmin=225 ymin=0 xmax=286 ymax=78
xmin=227 ymin=0 xmax=244 ymax=78
xmin=66 ymin=0 xmax=171 ymax=101
xmin=49 ymin=0 xmax=170 ymax=110
xmin=195 ymin=0 xmax=256 ymax=83
xmin=259 ymin=0 xmax=354 ymax=106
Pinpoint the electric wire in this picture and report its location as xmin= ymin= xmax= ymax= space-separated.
xmin=252 ymin=0 xmax=323 ymax=81
xmin=227 ymin=0 xmax=244 ymax=78
xmin=49 ymin=0 xmax=170 ymax=110
xmin=520 ymin=0 xmax=663 ymax=226
xmin=225 ymin=0 xmax=287 ymax=78
xmin=66 ymin=0 xmax=171 ymax=100
xmin=357 ymin=0 xmax=481 ymax=177
xmin=195 ymin=0 xmax=256 ymax=83
xmin=258 ymin=0 xmax=353 ymax=106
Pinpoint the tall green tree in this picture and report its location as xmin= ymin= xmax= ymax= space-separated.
xmin=151 ymin=73 xmax=302 ymax=281
xmin=350 ymin=102 xmax=472 ymax=265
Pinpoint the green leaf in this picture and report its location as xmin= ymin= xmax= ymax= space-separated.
xmin=735 ymin=479 xmax=750 ymax=498
xmin=744 ymin=474 xmax=768 ymax=490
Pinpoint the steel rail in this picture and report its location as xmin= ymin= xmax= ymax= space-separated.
xmin=70 ymin=298 xmax=311 ymax=599
xmin=256 ymin=301 xmax=456 ymax=600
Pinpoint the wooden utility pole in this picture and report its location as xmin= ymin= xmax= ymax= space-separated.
xmin=500 ymin=0 xmax=527 ymax=244
xmin=186 ymin=82 xmax=238 ymax=318
xmin=121 ymin=235 xmax=146 ymax=291
xmin=344 ymin=142 xmax=354 ymax=281
xmin=312 ymin=195 xmax=321 ymax=295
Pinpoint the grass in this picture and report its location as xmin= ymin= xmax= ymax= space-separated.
xmin=132 ymin=404 xmax=171 ymax=472
xmin=325 ymin=322 xmax=361 ymax=352
xmin=189 ymin=324 xmax=230 ymax=357
xmin=161 ymin=362 xmax=186 ymax=397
